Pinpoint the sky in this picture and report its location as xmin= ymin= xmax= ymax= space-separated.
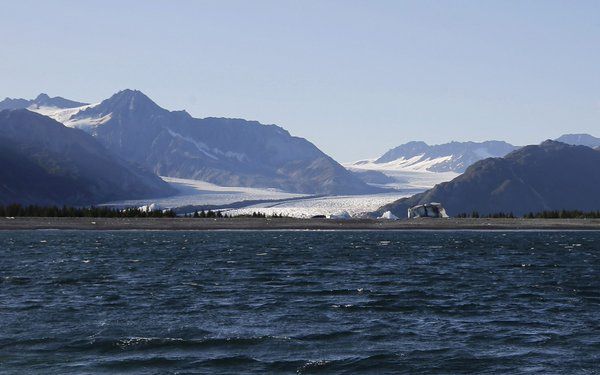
xmin=1 ymin=0 xmax=599 ymax=161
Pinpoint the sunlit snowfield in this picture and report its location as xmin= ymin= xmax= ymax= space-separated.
xmin=102 ymin=177 xmax=417 ymax=218
xmin=102 ymin=170 xmax=460 ymax=217
xmin=103 ymin=177 xmax=306 ymax=208
xmin=224 ymin=193 xmax=411 ymax=218
xmin=343 ymin=159 xmax=459 ymax=190
xmin=224 ymin=164 xmax=457 ymax=217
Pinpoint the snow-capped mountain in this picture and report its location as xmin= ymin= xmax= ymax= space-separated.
xmin=555 ymin=133 xmax=600 ymax=148
xmin=10 ymin=90 xmax=377 ymax=195
xmin=370 ymin=140 xmax=518 ymax=173
xmin=344 ymin=140 xmax=518 ymax=191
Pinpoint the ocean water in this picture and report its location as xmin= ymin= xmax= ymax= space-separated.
xmin=0 ymin=231 xmax=598 ymax=374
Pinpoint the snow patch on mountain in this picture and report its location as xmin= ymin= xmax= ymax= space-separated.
xmin=66 ymin=113 xmax=112 ymax=129
xmin=366 ymin=154 xmax=455 ymax=172
xmin=165 ymin=128 xmax=219 ymax=160
xmin=28 ymin=104 xmax=90 ymax=122
xmin=28 ymin=103 xmax=112 ymax=130
xmin=165 ymin=128 xmax=248 ymax=162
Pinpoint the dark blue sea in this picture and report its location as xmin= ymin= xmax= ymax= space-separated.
xmin=1 ymin=231 xmax=599 ymax=374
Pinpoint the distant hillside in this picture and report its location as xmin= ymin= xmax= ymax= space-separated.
xmin=20 ymin=89 xmax=377 ymax=195
xmin=376 ymin=141 xmax=600 ymax=217
xmin=0 ymin=110 xmax=175 ymax=206
xmin=555 ymin=133 xmax=600 ymax=148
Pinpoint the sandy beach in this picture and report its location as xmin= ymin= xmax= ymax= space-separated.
xmin=2 ymin=217 xmax=600 ymax=230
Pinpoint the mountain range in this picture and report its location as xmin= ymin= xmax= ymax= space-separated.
xmin=350 ymin=134 xmax=600 ymax=183
xmin=377 ymin=140 xmax=600 ymax=217
xmin=1 ymin=90 xmax=599 ymax=210
xmin=0 ymin=110 xmax=174 ymax=206
xmin=0 ymin=90 xmax=376 ymax=195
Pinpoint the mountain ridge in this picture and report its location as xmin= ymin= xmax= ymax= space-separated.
xmin=0 ymin=93 xmax=88 ymax=111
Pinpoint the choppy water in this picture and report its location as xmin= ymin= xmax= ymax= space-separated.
xmin=1 ymin=231 xmax=599 ymax=374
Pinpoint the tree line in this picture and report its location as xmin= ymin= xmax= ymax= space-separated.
xmin=0 ymin=204 xmax=177 ymax=218
xmin=0 ymin=204 xmax=287 ymax=219
xmin=6 ymin=204 xmax=598 ymax=219
xmin=184 ymin=210 xmax=285 ymax=218
xmin=455 ymin=212 xmax=516 ymax=218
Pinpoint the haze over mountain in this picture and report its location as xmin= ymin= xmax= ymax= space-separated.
xmin=555 ymin=134 xmax=600 ymax=148
xmin=377 ymin=141 xmax=600 ymax=217
xmin=0 ymin=110 xmax=175 ymax=206
xmin=14 ymin=90 xmax=376 ymax=195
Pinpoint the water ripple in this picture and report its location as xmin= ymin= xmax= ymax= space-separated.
xmin=0 ymin=230 xmax=598 ymax=374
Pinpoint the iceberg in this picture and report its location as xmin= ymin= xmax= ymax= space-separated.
xmin=408 ymin=203 xmax=448 ymax=218
xmin=328 ymin=211 xmax=352 ymax=220
xmin=378 ymin=211 xmax=399 ymax=220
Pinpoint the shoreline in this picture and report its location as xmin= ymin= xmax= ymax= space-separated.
xmin=2 ymin=217 xmax=600 ymax=231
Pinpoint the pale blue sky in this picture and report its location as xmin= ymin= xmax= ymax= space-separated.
xmin=1 ymin=0 xmax=599 ymax=161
